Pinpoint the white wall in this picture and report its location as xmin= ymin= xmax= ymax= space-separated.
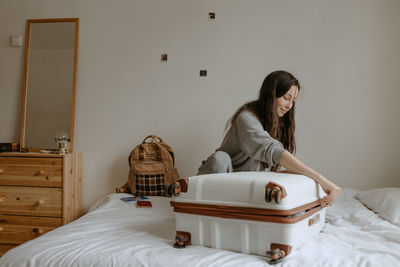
xmin=1 ymin=0 xmax=399 ymax=211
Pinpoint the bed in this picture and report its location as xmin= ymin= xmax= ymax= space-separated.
xmin=0 ymin=188 xmax=399 ymax=267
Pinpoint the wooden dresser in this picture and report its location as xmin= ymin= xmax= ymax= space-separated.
xmin=0 ymin=152 xmax=82 ymax=255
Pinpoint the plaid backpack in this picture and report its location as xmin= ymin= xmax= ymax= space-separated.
xmin=127 ymin=135 xmax=180 ymax=196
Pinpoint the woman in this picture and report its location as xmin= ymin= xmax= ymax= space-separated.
xmin=197 ymin=70 xmax=341 ymax=205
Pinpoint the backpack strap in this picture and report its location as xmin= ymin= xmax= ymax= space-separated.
xmin=139 ymin=147 xmax=145 ymax=161
xmin=159 ymin=142 xmax=176 ymax=165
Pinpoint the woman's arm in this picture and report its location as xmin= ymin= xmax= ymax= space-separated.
xmin=279 ymin=150 xmax=341 ymax=206
xmin=235 ymin=111 xmax=285 ymax=167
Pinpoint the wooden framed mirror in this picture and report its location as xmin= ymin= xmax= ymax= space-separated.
xmin=20 ymin=18 xmax=79 ymax=152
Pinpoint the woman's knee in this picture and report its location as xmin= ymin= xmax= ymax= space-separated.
xmin=212 ymin=151 xmax=232 ymax=166
xmin=197 ymin=151 xmax=233 ymax=175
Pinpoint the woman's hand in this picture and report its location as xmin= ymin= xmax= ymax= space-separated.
xmin=318 ymin=179 xmax=341 ymax=206
xmin=279 ymin=151 xmax=341 ymax=206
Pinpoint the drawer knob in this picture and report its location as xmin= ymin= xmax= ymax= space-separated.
xmin=35 ymin=200 xmax=44 ymax=206
xmin=37 ymin=170 xmax=45 ymax=176
xmin=33 ymin=228 xmax=44 ymax=234
xmin=0 ymin=227 xmax=3 ymax=231
xmin=0 ymin=169 xmax=3 ymax=174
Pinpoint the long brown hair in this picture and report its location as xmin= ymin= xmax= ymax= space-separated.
xmin=229 ymin=70 xmax=300 ymax=154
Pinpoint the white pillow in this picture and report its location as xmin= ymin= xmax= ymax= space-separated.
xmin=356 ymin=187 xmax=400 ymax=227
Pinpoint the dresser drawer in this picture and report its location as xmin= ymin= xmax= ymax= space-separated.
xmin=0 ymin=215 xmax=61 ymax=244
xmin=0 ymin=157 xmax=62 ymax=187
xmin=0 ymin=186 xmax=62 ymax=217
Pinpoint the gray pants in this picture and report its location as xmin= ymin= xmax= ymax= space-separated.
xmin=197 ymin=151 xmax=233 ymax=175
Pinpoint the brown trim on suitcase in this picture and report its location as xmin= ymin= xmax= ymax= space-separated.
xmin=171 ymin=200 xmax=323 ymax=216
xmin=170 ymin=201 xmax=324 ymax=224
xmin=172 ymin=205 xmax=323 ymax=224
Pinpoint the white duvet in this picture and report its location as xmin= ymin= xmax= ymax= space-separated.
xmin=1 ymin=189 xmax=399 ymax=267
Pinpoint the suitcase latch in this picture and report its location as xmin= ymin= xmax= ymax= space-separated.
xmin=308 ymin=213 xmax=320 ymax=226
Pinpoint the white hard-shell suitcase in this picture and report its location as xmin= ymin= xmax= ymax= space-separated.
xmin=168 ymin=172 xmax=327 ymax=264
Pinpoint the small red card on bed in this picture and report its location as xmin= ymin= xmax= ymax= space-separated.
xmin=136 ymin=200 xmax=152 ymax=208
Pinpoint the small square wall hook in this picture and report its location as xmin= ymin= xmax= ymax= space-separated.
xmin=161 ymin=54 xmax=168 ymax=61
xmin=200 ymin=70 xmax=207 ymax=77
xmin=208 ymin=13 xmax=215 ymax=20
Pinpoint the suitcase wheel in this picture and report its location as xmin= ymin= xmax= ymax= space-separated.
xmin=165 ymin=184 xmax=172 ymax=197
xmin=172 ymin=183 xmax=181 ymax=197
xmin=265 ymin=182 xmax=287 ymax=203
xmin=273 ymin=188 xmax=282 ymax=203
xmin=173 ymin=234 xmax=188 ymax=248
xmin=268 ymin=258 xmax=284 ymax=265
xmin=266 ymin=248 xmax=280 ymax=257
xmin=165 ymin=182 xmax=181 ymax=197
xmin=265 ymin=188 xmax=272 ymax=202
xmin=265 ymin=187 xmax=282 ymax=203
xmin=266 ymin=248 xmax=286 ymax=264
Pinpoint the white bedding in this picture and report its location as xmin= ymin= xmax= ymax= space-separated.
xmin=1 ymin=189 xmax=399 ymax=267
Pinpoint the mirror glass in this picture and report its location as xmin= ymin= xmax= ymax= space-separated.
xmin=20 ymin=18 xmax=79 ymax=152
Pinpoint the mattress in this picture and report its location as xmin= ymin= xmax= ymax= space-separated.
xmin=0 ymin=188 xmax=399 ymax=267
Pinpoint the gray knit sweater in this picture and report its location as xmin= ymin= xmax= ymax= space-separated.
xmin=217 ymin=110 xmax=285 ymax=171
